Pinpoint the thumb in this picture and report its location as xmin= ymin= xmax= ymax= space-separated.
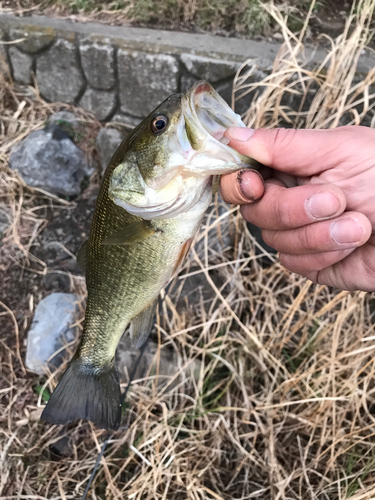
xmin=224 ymin=126 xmax=371 ymax=177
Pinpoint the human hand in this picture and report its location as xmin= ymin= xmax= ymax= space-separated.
xmin=220 ymin=126 xmax=375 ymax=291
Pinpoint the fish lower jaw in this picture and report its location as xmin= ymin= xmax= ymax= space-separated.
xmin=112 ymin=177 xmax=212 ymax=221
xmin=113 ymin=195 xmax=160 ymax=215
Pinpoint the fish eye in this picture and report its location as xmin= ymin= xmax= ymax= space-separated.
xmin=151 ymin=115 xmax=168 ymax=135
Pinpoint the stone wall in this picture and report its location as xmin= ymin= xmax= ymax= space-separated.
xmin=1 ymin=14 xmax=374 ymax=125
xmin=0 ymin=15 xmax=272 ymax=124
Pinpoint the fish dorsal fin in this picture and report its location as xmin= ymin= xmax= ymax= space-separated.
xmin=102 ymin=220 xmax=155 ymax=246
xmin=77 ymin=239 xmax=88 ymax=274
xmin=130 ymin=299 xmax=158 ymax=349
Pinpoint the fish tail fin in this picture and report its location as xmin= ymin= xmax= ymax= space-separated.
xmin=41 ymin=358 xmax=122 ymax=430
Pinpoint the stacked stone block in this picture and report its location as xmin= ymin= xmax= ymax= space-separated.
xmin=0 ymin=15 xmax=269 ymax=123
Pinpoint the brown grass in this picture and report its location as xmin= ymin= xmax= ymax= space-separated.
xmin=1 ymin=0 xmax=375 ymax=498
xmin=2 ymin=0 xmax=318 ymax=38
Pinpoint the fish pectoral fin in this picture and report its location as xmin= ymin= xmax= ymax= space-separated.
xmin=101 ymin=220 xmax=156 ymax=246
xmin=130 ymin=298 xmax=158 ymax=349
xmin=76 ymin=239 xmax=88 ymax=274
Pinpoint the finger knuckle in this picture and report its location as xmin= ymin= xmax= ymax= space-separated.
xmin=298 ymin=225 xmax=318 ymax=251
xmin=240 ymin=204 xmax=252 ymax=222
xmin=279 ymin=253 xmax=290 ymax=268
xmin=261 ymin=229 xmax=273 ymax=247
xmin=262 ymin=229 xmax=280 ymax=251
xmin=306 ymin=270 xmax=319 ymax=283
xmin=361 ymin=252 xmax=375 ymax=283
xmin=273 ymin=198 xmax=292 ymax=228
xmin=280 ymin=253 xmax=310 ymax=276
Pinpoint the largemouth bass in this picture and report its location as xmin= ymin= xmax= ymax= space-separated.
xmin=41 ymin=81 xmax=261 ymax=430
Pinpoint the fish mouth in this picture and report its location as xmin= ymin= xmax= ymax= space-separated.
xmin=184 ymin=81 xmax=245 ymax=143
xmin=177 ymin=80 xmax=252 ymax=174
xmin=110 ymin=81 xmax=259 ymax=220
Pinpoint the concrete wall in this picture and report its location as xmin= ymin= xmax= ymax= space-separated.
xmin=1 ymin=14 xmax=374 ymax=125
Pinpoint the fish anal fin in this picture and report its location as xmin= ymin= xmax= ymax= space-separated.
xmin=76 ymin=239 xmax=88 ymax=274
xmin=102 ymin=220 xmax=155 ymax=246
xmin=41 ymin=358 xmax=121 ymax=431
xmin=130 ymin=299 xmax=158 ymax=349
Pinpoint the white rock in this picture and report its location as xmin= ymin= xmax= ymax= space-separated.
xmin=26 ymin=293 xmax=78 ymax=375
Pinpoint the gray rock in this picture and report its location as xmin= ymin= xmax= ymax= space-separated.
xmin=25 ymin=293 xmax=78 ymax=375
xmin=8 ymin=25 xmax=54 ymax=53
xmin=36 ymin=39 xmax=84 ymax=104
xmin=111 ymin=112 xmax=141 ymax=129
xmin=117 ymin=336 xmax=201 ymax=390
xmin=79 ymin=87 xmax=116 ymax=121
xmin=0 ymin=28 xmax=9 ymax=76
xmin=0 ymin=49 xmax=8 ymax=77
xmin=42 ymin=271 xmax=72 ymax=292
xmin=80 ymin=42 xmax=115 ymax=90
xmin=181 ymin=53 xmax=240 ymax=82
xmin=96 ymin=128 xmax=125 ymax=173
xmin=49 ymin=436 xmax=72 ymax=459
xmin=117 ymin=50 xmax=179 ymax=117
xmin=46 ymin=111 xmax=80 ymax=129
xmin=9 ymin=125 xmax=89 ymax=196
xmin=8 ymin=46 xmax=32 ymax=84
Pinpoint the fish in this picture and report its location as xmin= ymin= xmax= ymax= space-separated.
xmin=41 ymin=81 xmax=261 ymax=431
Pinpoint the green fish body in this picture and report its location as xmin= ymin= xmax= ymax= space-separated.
xmin=41 ymin=82 xmax=261 ymax=430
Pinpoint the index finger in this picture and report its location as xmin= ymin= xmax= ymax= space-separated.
xmin=240 ymin=181 xmax=346 ymax=230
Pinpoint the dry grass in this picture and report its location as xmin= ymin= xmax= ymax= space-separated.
xmin=1 ymin=0 xmax=316 ymax=37
xmin=2 ymin=0 xmax=375 ymax=498
xmin=234 ymin=0 xmax=375 ymax=130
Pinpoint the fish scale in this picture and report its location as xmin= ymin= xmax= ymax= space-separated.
xmin=41 ymin=81 xmax=261 ymax=430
